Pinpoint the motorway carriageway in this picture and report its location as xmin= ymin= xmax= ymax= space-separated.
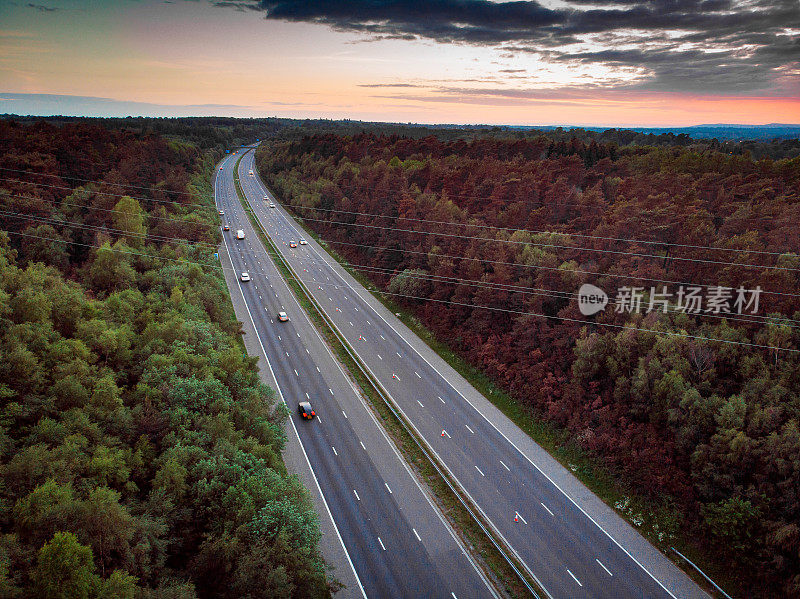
xmin=236 ymin=148 xmax=709 ymax=599
xmin=216 ymin=152 xmax=496 ymax=599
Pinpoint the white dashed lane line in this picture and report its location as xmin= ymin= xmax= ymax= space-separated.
xmin=567 ymin=570 xmax=583 ymax=587
xmin=413 ymin=528 xmax=421 ymax=542
xmin=465 ymin=424 xmax=475 ymax=434
xmin=541 ymin=502 xmax=554 ymax=516
xmin=377 ymin=537 xmax=386 ymax=551
xmin=475 ymin=465 xmax=485 ymax=476
xmin=500 ymin=460 xmax=510 ymax=471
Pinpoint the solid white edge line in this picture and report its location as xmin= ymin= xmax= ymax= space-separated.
xmin=219 ymin=217 xmax=366 ymax=599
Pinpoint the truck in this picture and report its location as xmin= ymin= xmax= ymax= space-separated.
xmin=236 ymin=230 xmax=245 ymax=240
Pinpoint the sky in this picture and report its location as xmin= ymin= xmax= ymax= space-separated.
xmin=1 ymin=0 xmax=798 ymax=127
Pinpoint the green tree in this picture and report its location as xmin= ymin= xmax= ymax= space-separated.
xmin=33 ymin=532 xmax=97 ymax=599
xmin=112 ymin=196 xmax=146 ymax=249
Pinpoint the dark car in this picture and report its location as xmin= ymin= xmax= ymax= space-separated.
xmin=298 ymin=401 xmax=315 ymax=420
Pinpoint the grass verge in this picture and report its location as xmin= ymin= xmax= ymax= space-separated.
xmin=233 ymin=152 xmax=541 ymax=599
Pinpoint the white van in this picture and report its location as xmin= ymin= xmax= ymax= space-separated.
xmin=236 ymin=230 xmax=245 ymax=240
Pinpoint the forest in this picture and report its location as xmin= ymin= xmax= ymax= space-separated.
xmin=0 ymin=120 xmax=333 ymax=598
xmin=256 ymin=132 xmax=800 ymax=597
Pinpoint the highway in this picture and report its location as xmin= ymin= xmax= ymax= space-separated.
xmin=237 ymin=148 xmax=710 ymax=599
xmin=214 ymin=151 xmax=496 ymax=599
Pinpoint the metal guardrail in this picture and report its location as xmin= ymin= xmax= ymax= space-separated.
xmin=670 ymin=547 xmax=733 ymax=599
xmin=235 ymin=162 xmax=543 ymax=599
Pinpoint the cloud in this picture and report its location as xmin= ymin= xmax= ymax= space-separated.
xmin=224 ymin=0 xmax=800 ymax=96
xmin=27 ymin=3 xmax=58 ymax=11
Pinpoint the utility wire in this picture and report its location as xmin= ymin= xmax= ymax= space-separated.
xmin=3 ymin=227 xmax=797 ymax=354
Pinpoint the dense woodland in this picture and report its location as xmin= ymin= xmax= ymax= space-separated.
xmin=257 ymin=133 xmax=800 ymax=596
xmin=0 ymin=120 xmax=333 ymax=598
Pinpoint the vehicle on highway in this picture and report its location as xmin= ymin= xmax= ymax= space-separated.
xmin=218 ymin=209 xmax=224 ymax=215
xmin=249 ymin=170 xmax=254 ymax=176
xmin=263 ymin=195 xmax=268 ymax=201
xmin=277 ymin=311 xmax=289 ymax=322
xmin=269 ymin=202 xmax=275 ymax=208
xmin=223 ymin=225 xmax=229 ymax=231
xmin=219 ymin=166 xmax=223 ymax=170
xmin=299 ymin=238 xmax=307 ymax=245
xmin=240 ymin=272 xmax=250 ymax=282
xmin=236 ymin=230 xmax=245 ymax=240
xmin=298 ymin=401 xmax=315 ymax=420
xmin=289 ymin=240 xmax=297 ymax=248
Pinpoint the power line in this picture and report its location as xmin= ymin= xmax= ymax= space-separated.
xmin=285 ymin=203 xmax=794 ymax=257
xmin=7 ymin=173 xmax=797 ymax=272
xmin=282 ymin=215 xmax=799 ymax=272
xmin=4 ymin=227 xmax=797 ymax=354
xmin=0 ymin=192 xmax=221 ymax=231
xmin=321 ymin=259 xmax=800 ymax=329
xmin=316 ymin=237 xmax=800 ymax=299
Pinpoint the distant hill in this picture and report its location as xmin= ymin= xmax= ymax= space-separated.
xmin=510 ymin=123 xmax=800 ymax=141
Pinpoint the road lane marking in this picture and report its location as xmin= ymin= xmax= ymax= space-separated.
xmin=596 ymin=559 xmax=613 ymax=576
xmin=380 ymin=334 xmax=385 ymax=340
xmin=377 ymin=537 xmax=386 ymax=551
xmin=465 ymin=424 xmax=475 ymax=434
xmin=342 ymin=410 xmax=348 ymax=419
xmin=500 ymin=460 xmax=510 ymax=471
xmin=305 ymin=392 xmax=310 ymax=399
xmin=515 ymin=511 xmax=528 ymax=524
xmin=415 ymin=371 xmax=421 ymax=378
xmin=329 ymin=388 xmax=334 ymax=395
xmin=396 ymin=352 xmax=401 ymax=358
xmin=475 ymin=465 xmax=485 ymax=476
xmin=332 ymin=446 xmax=338 ymax=456
xmin=441 ymin=429 xmax=451 ymax=438
xmin=567 ymin=570 xmax=582 ymax=587
xmin=353 ymin=490 xmax=360 ymax=501
xmin=360 ymin=441 xmax=366 ymax=450
xmin=438 ymin=396 xmax=445 ymax=404
xmin=413 ymin=528 xmax=421 ymax=542
xmin=316 ymin=366 xmax=320 ymax=372
xmin=306 ymin=348 xmax=310 ymax=354
xmin=294 ymin=369 xmax=299 ymax=376
xmin=349 ymin=321 xmax=353 ymax=326
xmin=417 ymin=400 xmax=424 ymax=407
xmin=541 ymin=502 xmax=554 ymax=516
xmin=385 ymin=483 xmax=392 ymax=494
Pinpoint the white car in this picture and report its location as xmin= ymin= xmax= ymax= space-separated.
xmin=269 ymin=202 xmax=275 ymax=208
xmin=236 ymin=230 xmax=245 ymax=240
xmin=249 ymin=170 xmax=254 ymax=176
xmin=299 ymin=238 xmax=307 ymax=245
xmin=263 ymin=196 xmax=269 ymax=201
xmin=240 ymin=272 xmax=250 ymax=282
xmin=277 ymin=312 xmax=289 ymax=322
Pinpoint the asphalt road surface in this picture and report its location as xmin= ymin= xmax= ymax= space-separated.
xmin=236 ymin=148 xmax=710 ymax=599
xmin=215 ymin=152 xmax=496 ymax=599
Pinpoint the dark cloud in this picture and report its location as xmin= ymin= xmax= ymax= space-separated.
xmin=218 ymin=0 xmax=800 ymax=95
xmin=27 ymin=3 xmax=58 ymax=11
